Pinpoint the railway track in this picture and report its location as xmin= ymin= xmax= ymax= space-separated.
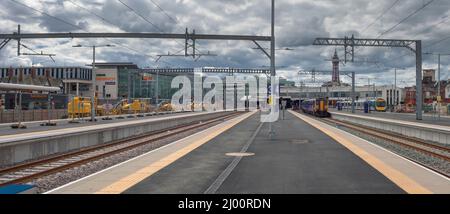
xmin=0 ymin=112 xmax=242 ymax=187
xmin=321 ymin=117 xmax=450 ymax=177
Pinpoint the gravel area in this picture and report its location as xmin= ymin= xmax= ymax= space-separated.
xmin=334 ymin=124 xmax=450 ymax=176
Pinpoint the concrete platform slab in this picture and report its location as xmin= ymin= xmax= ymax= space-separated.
xmin=330 ymin=109 xmax=450 ymax=127
xmin=47 ymin=110 xmax=449 ymax=194
xmin=46 ymin=111 xmax=256 ymax=194
xmin=124 ymin=111 xmax=404 ymax=194
xmin=292 ymin=110 xmax=450 ymax=194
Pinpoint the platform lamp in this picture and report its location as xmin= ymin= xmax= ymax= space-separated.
xmin=72 ymin=44 xmax=115 ymax=122
xmin=424 ymin=52 xmax=450 ymax=120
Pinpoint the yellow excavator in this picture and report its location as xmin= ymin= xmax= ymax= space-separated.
xmin=111 ymin=99 xmax=152 ymax=115
xmin=158 ymin=101 xmax=174 ymax=112
xmin=69 ymin=97 xmax=155 ymax=118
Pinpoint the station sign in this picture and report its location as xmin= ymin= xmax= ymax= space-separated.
xmin=142 ymin=74 xmax=153 ymax=81
xmin=96 ymin=77 xmax=115 ymax=81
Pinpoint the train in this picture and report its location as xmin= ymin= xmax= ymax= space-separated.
xmin=336 ymin=98 xmax=387 ymax=112
xmin=300 ymin=98 xmax=331 ymax=117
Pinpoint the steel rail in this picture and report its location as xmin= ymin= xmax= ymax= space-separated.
xmin=0 ymin=112 xmax=242 ymax=186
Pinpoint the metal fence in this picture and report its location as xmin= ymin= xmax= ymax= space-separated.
xmin=0 ymin=109 xmax=67 ymax=123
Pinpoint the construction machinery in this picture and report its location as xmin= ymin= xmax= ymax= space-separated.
xmin=158 ymin=101 xmax=174 ymax=112
xmin=67 ymin=96 xmax=92 ymax=118
xmin=110 ymin=99 xmax=153 ymax=115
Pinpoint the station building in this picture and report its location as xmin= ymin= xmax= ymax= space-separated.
xmin=0 ymin=63 xmax=183 ymax=108
xmin=92 ymin=63 xmax=182 ymax=104
xmin=1 ymin=63 xmax=264 ymax=111
xmin=0 ymin=66 xmax=92 ymax=96
xmin=0 ymin=66 xmax=91 ymax=110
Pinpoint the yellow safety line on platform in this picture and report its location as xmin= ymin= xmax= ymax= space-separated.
xmin=95 ymin=111 xmax=257 ymax=194
xmin=289 ymin=110 xmax=432 ymax=194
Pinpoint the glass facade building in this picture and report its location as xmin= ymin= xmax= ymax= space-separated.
xmin=117 ymin=68 xmax=186 ymax=104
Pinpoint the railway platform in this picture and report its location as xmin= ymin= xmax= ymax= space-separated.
xmin=0 ymin=111 xmax=192 ymax=136
xmin=47 ymin=110 xmax=450 ymax=194
xmin=330 ymin=109 xmax=450 ymax=127
xmin=0 ymin=111 xmax=230 ymax=166
xmin=329 ymin=110 xmax=450 ymax=146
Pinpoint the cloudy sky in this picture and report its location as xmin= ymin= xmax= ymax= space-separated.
xmin=1 ymin=0 xmax=449 ymax=87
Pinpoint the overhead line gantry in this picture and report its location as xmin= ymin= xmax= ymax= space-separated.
xmin=313 ymin=36 xmax=423 ymax=120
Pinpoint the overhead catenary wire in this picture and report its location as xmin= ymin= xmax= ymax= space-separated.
xmin=66 ymin=0 xmax=120 ymax=28
xmin=8 ymin=0 xmax=174 ymax=66
xmin=148 ymin=0 xmax=180 ymax=26
xmin=359 ymin=0 xmax=440 ymax=63
xmin=425 ymin=35 xmax=450 ymax=51
xmin=377 ymin=0 xmax=435 ymax=38
xmin=351 ymin=0 xmax=402 ymax=61
xmin=385 ymin=15 xmax=450 ymax=62
xmin=20 ymin=44 xmax=39 ymax=54
xmin=65 ymin=0 xmax=176 ymax=65
xmin=117 ymin=0 xmax=211 ymax=60
xmin=417 ymin=15 xmax=450 ymax=37
xmin=117 ymin=0 xmax=165 ymax=32
xmin=146 ymin=0 xmax=202 ymax=45
xmin=360 ymin=0 xmax=401 ymax=35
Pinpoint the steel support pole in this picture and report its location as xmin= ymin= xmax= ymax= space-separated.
xmin=269 ymin=0 xmax=276 ymax=137
xmin=156 ymin=69 xmax=159 ymax=105
xmin=47 ymin=94 xmax=51 ymax=124
xmin=185 ymin=28 xmax=188 ymax=57
xmin=91 ymin=46 xmax=96 ymax=121
xmin=394 ymin=68 xmax=397 ymax=110
xmin=19 ymin=92 xmax=22 ymax=127
xmin=270 ymin=0 xmax=275 ymax=78
xmin=192 ymin=30 xmax=196 ymax=59
xmin=133 ymin=72 xmax=136 ymax=99
xmin=351 ymin=72 xmax=355 ymax=114
xmin=416 ymin=41 xmax=423 ymax=120
xmin=148 ymin=77 xmax=151 ymax=99
xmin=127 ymin=68 xmax=131 ymax=102
xmin=438 ymin=54 xmax=441 ymax=119
xmin=17 ymin=25 xmax=20 ymax=56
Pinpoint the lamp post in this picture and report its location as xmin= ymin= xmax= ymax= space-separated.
xmin=359 ymin=77 xmax=377 ymax=99
xmin=344 ymin=72 xmax=356 ymax=113
xmin=358 ymin=77 xmax=377 ymax=113
xmin=72 ymin=44 xmax=114 ymax=122
xmin=424 ymin=52 xmax=450 ymax=119
xmin=392 ymin=68 xmax=406 ymax=112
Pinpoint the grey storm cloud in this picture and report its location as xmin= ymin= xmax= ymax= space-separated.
xmin=0 ymin=0 xmax=450 ymax=86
